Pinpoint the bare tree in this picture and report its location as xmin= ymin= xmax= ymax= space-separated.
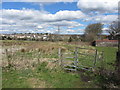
xmin=108 ymin=21 xmax=120 ymax=40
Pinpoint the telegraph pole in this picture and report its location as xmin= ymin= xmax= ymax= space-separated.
xmin=57 ymin=26 xmax=60 ymax=41
xmin=58 ymin=26 xmax=60 ymax=34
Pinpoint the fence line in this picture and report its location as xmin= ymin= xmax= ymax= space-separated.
xmin=59 ymin=47 xmax=104 ymax=71
xmin=2 ymin=46 xmax=103 ymax=71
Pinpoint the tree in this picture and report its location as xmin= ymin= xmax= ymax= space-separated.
xmin=108 ymin=21 xmax=120 ymax=40
xmin=68 ymin=36 xmax=72 ymax=42
xmin=84 ymin=23 xmax=103 ymax=41
xmin=108 ymin=21 xmax=120 ymax=82
xmin=85 ymin=33 xmax=95 ymax=42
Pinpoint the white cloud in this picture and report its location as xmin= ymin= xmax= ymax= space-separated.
xmin=65 ymin=28 xmax=84 ymax=34
xmin=83 ymin=14 xmax=118 ymax=24
xmin=33 ymin=10 xmax=86 ymax=22
xmin=102 ymin=28 xmax=109 ymax=31
xmin=2 ymin=18 xmax=16 ymax=24
xmin=66 ymin=29 xmax=75 ymax=32
xmin=1 ymin=1 xmax=118 ymax=34
xmin=77 ymin=0 xmax=119 ymax=13
xmin=54 ymin=10 xmax=86 ymax=21
xmin=2 ymin=9 xmax=85 ymax=22
xmin=1 ymin=9 xmax=84 ymax=33
xmin=96 ymin=15 xmax=118 ymax=23
xmin=49 ymin=20 xmax=83 ymax=27
xmin=37 ymin=25 xmax=43 ymax=29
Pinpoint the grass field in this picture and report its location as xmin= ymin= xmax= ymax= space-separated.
xmin=1 ymin=40 xmax=118 ymax=88
xmin=96 ymin=47 xmax=117 ymax=70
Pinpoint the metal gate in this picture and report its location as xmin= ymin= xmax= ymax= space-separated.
xmin=59 ymin=47 xmax=103 ymax=71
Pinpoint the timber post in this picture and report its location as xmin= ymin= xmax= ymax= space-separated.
xmin=116 ymin=39 xmax=120 ymax=80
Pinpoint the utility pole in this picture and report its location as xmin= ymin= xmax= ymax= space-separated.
xmin=57 ymin=26 xmax=60 ymax=41
xmin=58 ymin=26 xmax=60 ymax=34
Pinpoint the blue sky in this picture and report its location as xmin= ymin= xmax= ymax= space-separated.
xmin=1 ymin=0 xmax=119 ymax=34
xmin=2 ymin=2 xmax=40 ymax=10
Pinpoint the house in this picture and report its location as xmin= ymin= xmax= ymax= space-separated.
xmin=42 ymin=34 xmax=48 ymax=41
xmin=92 ymin=39 xmax=118 ymax=47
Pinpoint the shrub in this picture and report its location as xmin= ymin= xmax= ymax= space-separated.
xmin=68 ymin=37 xmax=72 ymax=42
xmin=36 ymin=62 xmax=49 ymax=73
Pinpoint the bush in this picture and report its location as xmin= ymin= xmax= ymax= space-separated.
xmin=68 ymin=37 xmax=72 ymax=42
xmin=94 ymin=68 xmax=120 ymax=88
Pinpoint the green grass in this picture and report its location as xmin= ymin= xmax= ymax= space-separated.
xmin=2 ymin=70 xmax=30 ymax=88
xmin=2 ymin=62 xmax=81 ymax=88
xmin=2 ymin=61 xmax=95 ymax=88
xmin=2 ymin=40 xmax=118 ymax=88
xmin=96 ymin=47 xmax=118 ymax=70
xmin=35 ymin=62 xmax=80 ymax=88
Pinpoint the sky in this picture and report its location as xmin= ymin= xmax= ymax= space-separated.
xmin=1 ymin=0 xmax=119 ymax=34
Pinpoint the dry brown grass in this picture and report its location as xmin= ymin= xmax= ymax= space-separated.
xmin=27 ymin=78 xmax=46 ymax=88
xmin=2 ymin=41 xmax=95 ymax=71
xmin=68 ymin=41 xmax=90 ymax=46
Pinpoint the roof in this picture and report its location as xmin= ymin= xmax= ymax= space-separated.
xmin=95 ymin=39 xmax=118 ymax=42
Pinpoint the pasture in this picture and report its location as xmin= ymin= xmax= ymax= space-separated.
xmin=1 ymin=40 xmax=118 ymax=88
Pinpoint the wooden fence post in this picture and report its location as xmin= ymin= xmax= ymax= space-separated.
xmin=75 ymin=47 xmax=78 ymax=68
xmin=58 ymin=48 xmax=62 ymax=66
xmin=116 ymin=39 xmax=120 ymax=80
xmin=5 ymin=49 xmax=12 ymax=69
xmin=37 ymin=51 xmax=40 ymax=64
xmin=93 ymin=49 xmax=97 ymax=68
xmin=99 ymin=51 xmax=105 ymax=69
